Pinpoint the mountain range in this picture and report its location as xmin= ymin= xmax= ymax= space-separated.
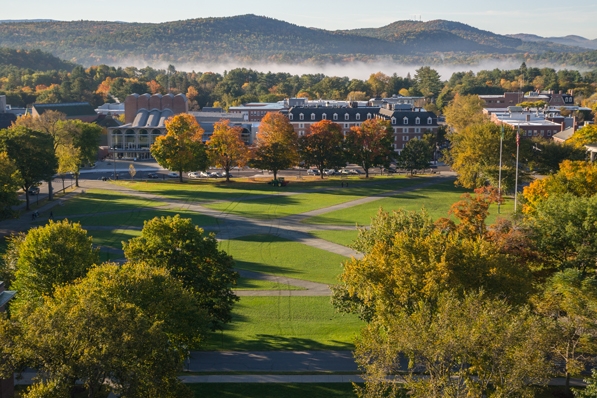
xmin=0 ymin=15 xmax=594 ymax=67
xmin=507 ymin=33 xmax=597 ymax=50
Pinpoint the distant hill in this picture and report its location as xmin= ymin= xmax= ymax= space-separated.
xmin=0 ymin=47 xmax=75 ymax=71
xmin=0 ymin=19 xmax=55 ymax=23
xmin=0 ymin=15 xmax=589 ymax=66
xmin=508 ymin=33 xmax=597 ymax=50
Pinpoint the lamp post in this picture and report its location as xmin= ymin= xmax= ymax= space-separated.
xmin=514 ymin=126 xmax=520 ymax=212
xmin=497 ymin=125 xmax=504 ymax=214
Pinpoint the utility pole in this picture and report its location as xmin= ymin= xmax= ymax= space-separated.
xmin=497 ymin=125 xmax=504 ymax=214
xmin=514 ymin=126 xmax=520 ymax=212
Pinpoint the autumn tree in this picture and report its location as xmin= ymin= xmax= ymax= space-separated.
xmin=0 ymin=126 xmax=57 ymax=210
xmin=16 ymin=262 xmax=206 ymax=398
xmin=344 ymin=118 xmax=394 ymax=178
xmin=443 ymin=93 xmax=488 ymax=132
xmin=250 ymin=112 xmax=299 ymax=180
xmin=0 ymin=151 xmax=21 ymax=219
xmin=58 ymin=120 xmax=102 ymax=187
xmin=207 ymin=120 xmax=250 ymax=182
xmin=568 ymin=124 xmax=597 ymax=149
xmin=298 ymin=120 xmax=345 ymax=178
xmin=396 ymin=138 xmax=432 ymax=175
xmin=6 ymin=220 xmax=99 ymax=312
xmin=123 ymin=215 xmax=238 ymax=330
xmin=151 ymin=114 xmax=208 ymax=182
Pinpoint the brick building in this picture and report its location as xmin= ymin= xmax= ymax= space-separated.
xmin=228 ymin=103 xmax=285 ymax=122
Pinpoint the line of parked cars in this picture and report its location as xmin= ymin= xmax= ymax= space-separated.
xmin=307 ymin=168 xmax=362 ymax=176
xmin=187 ymin=171 xmax=233 ymax=179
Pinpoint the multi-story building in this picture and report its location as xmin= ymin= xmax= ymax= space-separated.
xmin=479 ymin=91 xmax=575 ymax=111
xmin=490 ymin=107 xmax=563 ymax=138
xmin=0 ymin=281 xmax=16 ymax=398
xmin=228 ymin=103 xmax=285 ymax=122
xmin=32 ymin=102 xmax=99 ymax=123
xmin=286 ymin=103 xmax=439 ymax=153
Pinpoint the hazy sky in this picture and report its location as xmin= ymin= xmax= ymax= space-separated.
xmin=2 ymin=0 xmax=596 ymax=38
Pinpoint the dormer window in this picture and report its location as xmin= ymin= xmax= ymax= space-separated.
xmin=333 ymin=113 xmax=338 ymax=121
xmin=367 ymin=113 xmax=372 ymax=120
xmin=391 ymin=117 xmax=396 ymax=125
xmin=322 ymin=113 xmax=327 ymax=120
xmin=311 ymin=113 xmax=316 ymax=120
xmin=415 ymin=117 xmax=420 ymax=125
xmin=427 ymin=117 xmax=432 ymax=124
xmin=289 ymin=114 xmax=293 ymax=121
xmin=344 ymin=113 xmax=349 ymax=121
xmin=356 ymin=114 xmax=361 ymax=121
xmin=403 ymin=117 xmax=408 ymax=124
xmin=299 ymin=113 xmax=304 ymax=121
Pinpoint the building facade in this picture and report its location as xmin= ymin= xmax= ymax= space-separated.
xmin=228 ymin=103 xmax=285 ymax=122
xmin=0 ymin=282 xmax=16 ymax=398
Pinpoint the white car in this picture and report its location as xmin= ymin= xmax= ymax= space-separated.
xmin=167 ymin=172 xmax=179 ymax=178
xmin=307 ymin=169 xmax=320 ymax=175
xmin=188 ymin=172 xmax=201 ymax=178
xmin=323 ymin=169 xmax=336 ymax=176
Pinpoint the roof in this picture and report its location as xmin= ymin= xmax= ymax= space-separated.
xmin=0 ymin=112 xmax=16 ymax=129
xmin=229 ymin=103 xmax=285 ymax=111
xmin=0 ymin=288 xmax=15 ymax=309
xmin=132 ymin=108 xmax=173 ymax=128
xmin=553 ymin=127 xmax=575 ymax=141
xmin=33 ymin=102 xmax=97 ymax=118
xmin=95 ymin=114 xmax=122 ymax=128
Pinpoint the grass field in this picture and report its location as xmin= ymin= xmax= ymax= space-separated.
xmin=309 ymin=230 xmax=359 ymax=248
xmin=65 ymin=207 xmax=219 ymax=228
xmin=235 ymin=278 xmax=306 ymax=291
xmin=203 ymin=296 xmax=363 ymax=351
xmin=220 ymin=234 xmax=348 ymax=284
xmin=188 ymin=383 xmax=358 ymax=398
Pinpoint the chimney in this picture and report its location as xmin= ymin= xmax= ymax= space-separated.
xmin=526 ymin=114 xmax=531 ymax=122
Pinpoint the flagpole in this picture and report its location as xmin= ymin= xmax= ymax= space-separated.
xmin=498 ymin=125 xmax=504 ymax=214
xmin=514 ymin=126 xmax=520 ymax=213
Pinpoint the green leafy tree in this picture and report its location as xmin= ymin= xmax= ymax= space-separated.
xmin=443 ymin=94 xmax=488 ymax=132
xmin=298 ymin=119 xmax=345 ymax=179
xmin=17 ymin=262 xmax=206 ymax=398
xmin=151 ymin=114 xmax=209 ymax=182
xmin=414 ymin=66 xmax=443 ymax=98
xmin=355 ymin=292 xmax=552 ymax=398
xmin=527 ymin=138 xmax=586 ymax=174
xmin=123 ymin=215 xmax=238 ymax=330
xmin=207 ymin=119 xmax=250 ymax=182
xmin=7 ymin=219 xmax=99 ymax=312
xmin=0 ymin=126 xmax=57 ymax=210
xmin=396 ymin=139 xmax=432 ymax=175
xmin=250 ymin=112 xmax=299 ymax=180
xmin=0 ymin=151 xmax=21 ymax=219
xmin=344 ymin=118 xmax=394 ymax=178
xmin=59 ymin=120 xmax=102 ymax=187
xmin=534 ymin=269 xmax=597 ymax=388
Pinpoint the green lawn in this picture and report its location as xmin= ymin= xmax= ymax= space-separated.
xmin=88 ymin=228 xmax=141 ymax=250
xmin=50 ymin=188 xmax=168 ymax=217
xmin=188 ymin=383 xmax=358 ymax=398
xmin=235 ymin=278 xmax=306 ymax=291
xmin=309 ymin=230 xmax=359 ymax=248
xmin=203 ymin=296 xmax=363 ymax=351
xmin=220 ymin=234 xmax=348 ymax=285
xmin=66 ymin=208 xmax=218 ymax=229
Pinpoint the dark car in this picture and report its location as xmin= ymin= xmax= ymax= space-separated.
xmin=147 ymin=173 xmax=159 ymax=179
xmin=28 ymin=186 xmax=40 ymax=195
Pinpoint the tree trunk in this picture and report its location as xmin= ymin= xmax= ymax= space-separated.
xmin=273 ymin=170 xmax=277 ymax=180
xmin=48 ymin=179 xmax=53 ymax=201
xmin=565 ymin=371 xmax=570 ymax=389
xmin=179 ymin=170 xmax=183 ymax=183
xmin=25 ymin=189 xmax=30 ymax=211
xmin=75 ymin=172 xmax=80 ymax=187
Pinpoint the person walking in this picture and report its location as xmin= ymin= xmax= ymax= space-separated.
xmin=49 ymin=211 xmax=53 ymax=220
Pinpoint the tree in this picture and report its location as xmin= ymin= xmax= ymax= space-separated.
xmin=354 ymin=292 xmax=552 ymax=398
xmin=522 ymin=161 xmax=597 ymax=213
xmin=344 ymin=118 xmax=394 ymax=178
xmin=14 ymin=110 xmax=67 ymax=201
xmin=396 ymin=139 xmax=432 ymax=175
xmin=250 ymin=112 xmax=298 ymax=180
xmin=527 ymin=138 xmax=586 ymax=174
xmin=414 ymin=66 xmax=443 ymax=98
xmin=151 ymin=114 xmax=208 ymax=182
xmin=207 ymin=119 xmax=250 ymax=182
xmin=298 ymin=120 xmax=344 ymax=179
xmin=0 ymin=151 xmax=21 ymax=220
xmin=568 ymin=124 xmax=597 ymax=149
xmin=534 ymin=269 xmax=597 ymax=389
xmin=16 ymin=262 xmax=207 ymax=398
xmin=7 ymin=220 xmax=99 ymax=312
xmin=60 ymin=120 xmax=102 ymax=187
xmin=447 ymin=122 xmax=528 ymax=190
xmin=0 ymin=126 xmax=57 ymax=210
xmin=443 ymin=94 xmax=488 ymax=132
xmin=123 ymin=215 xmax=238 ymax=330
xmin=128 ymin=163 xmax=136 ymax=180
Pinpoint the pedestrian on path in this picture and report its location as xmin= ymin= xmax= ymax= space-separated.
xmin=49 ymin=211 xmax=53 ymax=220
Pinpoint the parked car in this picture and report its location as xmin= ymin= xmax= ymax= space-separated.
xmin=167 ymin=172 xmax=179 ymax=178
xmin=340 ymin=169 xmax=351 ymax=175
xmin=307 ymin=169 xmax=320 ymax=175
xmin=323 ymin=169 xmax=336 ymax=176
xmin=199 ymin=171 xmax=210 ymax=178
xmin=220 ymin=171 xmax=234 ymax=178
xmin=187 ymin=172 xmax=201 ymax=178
xmin=28 ymin=186 xmax=40 ymax=195
xmin=147 ymin=173 xmax=159 ymax=179
xmin=208 ymin=172 xmax=219 ymax=178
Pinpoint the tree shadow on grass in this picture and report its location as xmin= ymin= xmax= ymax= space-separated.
xmin=203 ymin=333 xmax=355 ymax=351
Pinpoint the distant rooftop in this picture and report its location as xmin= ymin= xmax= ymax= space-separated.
xmin=33 ymin=102 xmax=97 ymax=117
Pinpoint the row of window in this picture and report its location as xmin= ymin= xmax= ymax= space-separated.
xmin=290 ymin=113 xmax=433 ymax=125
xmin=522 ymin=129 xmax=555 ymax=137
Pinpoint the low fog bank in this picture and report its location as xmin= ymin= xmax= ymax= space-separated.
xmin=117 ymin=58 xmax=589 ymax=80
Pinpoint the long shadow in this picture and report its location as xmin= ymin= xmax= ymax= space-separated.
xmin=203 ymin=333 xmax=356 ymax=351
xmin=233 ymin=260 xmax=301 ymax=278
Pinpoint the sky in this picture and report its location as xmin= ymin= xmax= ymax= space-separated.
xmin=1 ymin=0 xmax=596 ymax=39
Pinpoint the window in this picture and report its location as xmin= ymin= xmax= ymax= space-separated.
xmin=322 ymin=113 xmax=327 ymax=120
xmin=299 ymin=123 xmax=304 ymax=128
xmin=547 ymin=131 xmax=552 ymax=136
xmin=344 ymin=124 xmax=349 ymax=128
xmin=299 ymin=113 xmax=304 ymax=121
xmin=403 ymin=117 xmax=408 ymax=124
xmin=345 ymin=113 xmax=349 ymax=121
xmin=299 ymin=131 xmax=304 ymax=136
xmin=403 ymin=136 xmax=409 ymax=141
xmin=415 ymin=128 xmax=420 ymax=133
xmin=415 ymin=117 xmax=420 ymax=125
xmin=391 ymin=117 xmax=396 ymax=124
xmin=311 ymin=113 xmax=316 ymax=120
xmin=333 ymin=113 xmax=338 ymax=120
xmin=356 ymin=114 xmax=361 ymax=121
xmin=289 ymin=114 xmax=293 ymax=121
xmin=367 ymin=113 xmax=372 ymax=120
xmin=427 ymin=117 xmax=432 ymax=124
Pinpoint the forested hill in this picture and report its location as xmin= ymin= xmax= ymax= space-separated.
xmin=0 ymin=15 xmax=587 ymax=66
xmin=0 ymin=48 xmax=75 ymax=71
